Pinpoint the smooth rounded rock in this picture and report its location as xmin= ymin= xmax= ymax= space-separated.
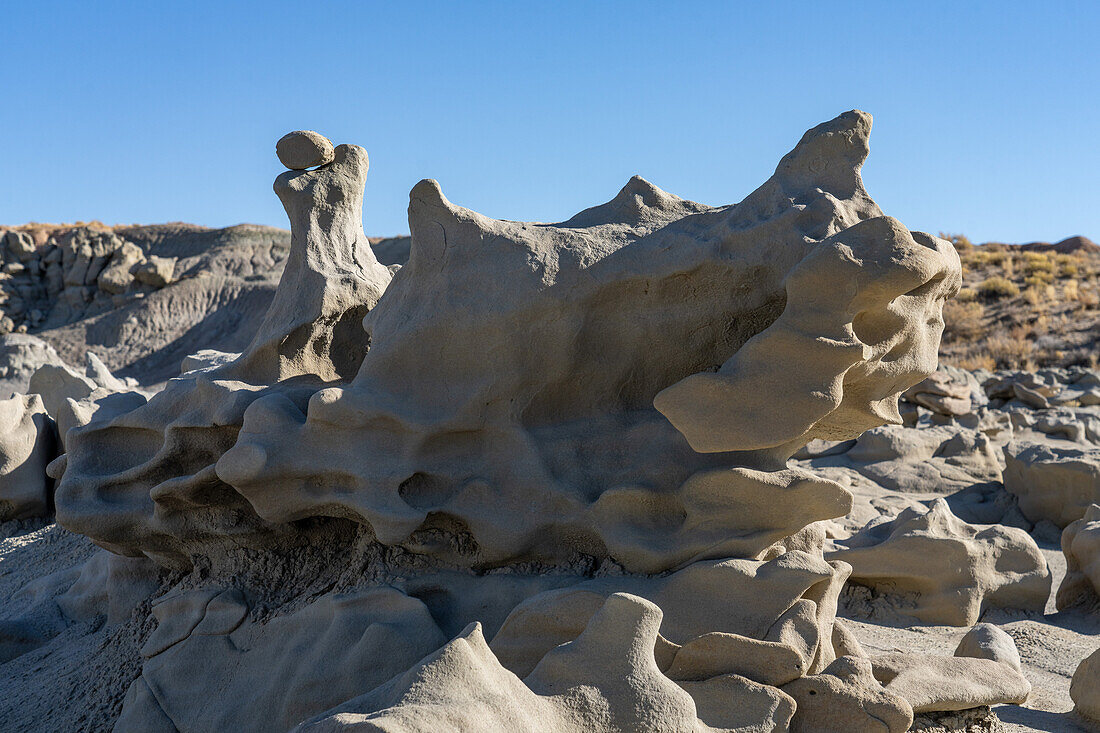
xmin=1072 ymin=647 xmax=1100 ymax=723
xmin=954 ymin=623 xmax=1022 ymax=671
xmin=276 ymin=130 xmax=335 ymax=170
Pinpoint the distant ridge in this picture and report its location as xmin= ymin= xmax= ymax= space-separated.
xmin=985 ymin=235 xmax=1099 ymax=254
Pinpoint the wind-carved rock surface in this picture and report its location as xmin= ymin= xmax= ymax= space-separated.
xmin=829 ymin=498 xmax=1050 ymax=625
xmin=0 ymin=392 xmax=57 ymax=520
xmin=53 ymin=136 xmax=392 ymax=564
xmin=1057 ymin=503 xmax=1100 ymax=610
xmin=18 ymin=114 xmax=1044 ymax=733
xmin=214 ymin=110 xmax=959 ymax=577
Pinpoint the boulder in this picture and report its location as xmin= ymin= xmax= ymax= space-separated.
xmin=277 ymin=130 xmax=336 ymax=170
xmin=1003 ymin=440 xmax=1100 ymax=527
xmin=4 ymin=230 xmax=37 ymax=260
xmin=782 ymin=656 xmax=913 ymax=733
xmin=1072 ymin=647 xmax=1100 ymax=724
xmin=871 ymin=653 xmax=1030 ymax=713
xmin=901 ymin=367 xmax=978 ymax=416
xmin=97 ymin=241 xmax=146 ymax=294
xmin=0 ymin=333 xmax=66 ymax=398
xmin=134 ymin=255 xmax=177 ymax=287
xmin=954 ymin=623 xmax=1022 ymax=671
xmin=1056 ymin=503 xmax=1100 ymax=610
xmin=0 ymin=393 xmax=58 ymax=520
xmin=828 ymin=499 xmax=1050 ymax=625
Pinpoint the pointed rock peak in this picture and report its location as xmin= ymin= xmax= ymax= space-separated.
xmin=409 ymin=178 xmax=453 ymax=211
xmin=619 ymin=174 xmax=665 ymax=201
xmin=560 ymin=175 xmax=708 ymax=229
xmin=771 ymin=109 xmax=873 ymax=201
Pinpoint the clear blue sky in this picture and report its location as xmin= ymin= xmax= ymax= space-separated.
xmin=2 ymin=1 xmax=1097 ymax=243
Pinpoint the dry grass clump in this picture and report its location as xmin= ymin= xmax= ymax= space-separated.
xmin=1022 ymin=287 xmax=1044 ymax=306
xmin=942 ymin=300 xmax=984 ymax=339
xmin=1057 ymin=255 xmax=1080 ymax=277
xmin=978 ymin=276 xmax=1020 ymax=299
xmin=955 ymin=287 xmax=978 ymax=302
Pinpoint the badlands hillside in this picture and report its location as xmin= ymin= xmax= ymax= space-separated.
xmin=0 ymin=221 xmax=409 ymax=395
xmin=0 ymin=115 xmax=1098 ymax=733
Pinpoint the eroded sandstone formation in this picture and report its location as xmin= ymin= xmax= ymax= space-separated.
xmin=5 ymin=113 xmax=1063 ymax=732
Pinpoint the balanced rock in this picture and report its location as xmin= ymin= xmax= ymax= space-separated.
xmin=55 ymin=133 xmax=392 ymax=563
xmin=277 ymin=130 xmax=336 ymax=170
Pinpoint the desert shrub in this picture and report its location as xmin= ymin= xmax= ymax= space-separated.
xmin=942 ymin=300 xmax=984 ymax=339
xmin=939 ymin=233 xmax=973 ymax=252
xmin=1024 ymin=251 xmax=1053 ymax=269
xmin=978 ymin=276 xmax=1019 ymax=299
xmin=956 ymin=287 xmax=978 ymax=302
xmin=1024 ymin=272 xmax=1054 ymax=287
xmin=964 ymin=251 xmax=990 ymax=267
xmin=1022 ymin=287 xmax=1043 ymax=306
xmin=1063 ymin=279 xmax=1080 ymax=301
xmin=986 ymin=332 xmax=1034 ymax=370
xmin=1056 ymin=255 xmax=1080 ymax=277
xmin=956 ymin=354 xmax=997 ymax=371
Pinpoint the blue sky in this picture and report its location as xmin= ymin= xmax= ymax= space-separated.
xmin=2 ymin=1 xmax=1097 ymax=243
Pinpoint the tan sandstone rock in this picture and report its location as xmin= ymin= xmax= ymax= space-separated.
xmin=54 ymin=132 xmax=392 ymax=564
xmin=0 ymin=393 xmax=57 ymax=520
xmin=134 ymin=255 xmax=177 ymax=287
xmin=1003 ymin=440 xmax=1100 ymax=527
xmin=277 ymin=130 xmax=336 ymax=170
xmin=214 ymin=110 xmax=957 ymax=575
xmin=1072 ymin=646 xmax=1100 ymax=724
xmin=40 ymin=113 xmax=971 ymax=733
xmin=1057 ymin=503 xmax=1100 ymax=610
xmin=828 ymin=499 xmax=1050 ymax=625
xmin=115 ymin=586 xmax=447 ymax=732
xmin=954 ymin=623 xmax=1023 ymax=671
xmin=872 ymin=653 xmax=1030 ymax=713
xmin=782 ymin=655 xmax=914 ymax=733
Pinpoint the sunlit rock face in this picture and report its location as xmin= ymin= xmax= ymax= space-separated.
xmin=52 ymin=111 xmax=959 ymax=573
xmin=53 ymin=138 xmax=392 ymax=565
xmin=216 ymin=110 xmax=958 ymax=574
xmin=43 ymin=114 xmax=975 ymax=733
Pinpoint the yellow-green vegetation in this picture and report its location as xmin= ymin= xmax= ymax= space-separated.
xmin=938 ymin=233 xmax=1100 ymax=370
xmin=977 ymin=276 xmax=1019 ymax=299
